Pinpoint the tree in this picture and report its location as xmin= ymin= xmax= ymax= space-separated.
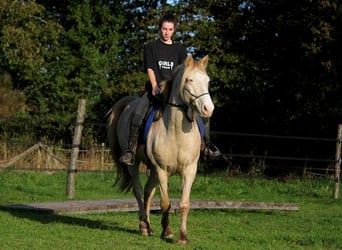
xmin=0 ymin=0 xmax=61 ymax=84
xmin=238 ymin=0 xmax=342 ymax=136
xmin=1 ymin=0 xmax=341 ymax=147
xmin=0 ymin=73 xmax=27 ymax=117
xmin=0 ymin=0 xmax=62 ymax=140
xmin=183 ymin=0 xmax=342 ymax=137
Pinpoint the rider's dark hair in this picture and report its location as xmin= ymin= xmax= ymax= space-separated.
xmin=159 ymin=13 xmax=178 ymax=30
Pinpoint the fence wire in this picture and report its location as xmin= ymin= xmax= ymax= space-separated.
xmin=1 ymin=116 xmax=341 ymax=177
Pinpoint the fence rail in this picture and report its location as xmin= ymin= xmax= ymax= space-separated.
xmin=1 ymin=108 xmax=341 ymax=198
xmin=0 ymin=142 xmax=114 ymax=172
xmin=0 ymin=130 xmax=338 ymax=173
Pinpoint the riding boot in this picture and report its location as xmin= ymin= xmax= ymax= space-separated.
xmin=202 ymin=118 xmax=223 ymax=161
xmin=120 ymin=93 xmax=151 ymax=166
xmin=119 ymin=123 xmax=140 ymax=166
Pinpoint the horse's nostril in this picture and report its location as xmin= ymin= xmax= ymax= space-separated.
xmin=202 ymin=103 xmax=214 ymax=117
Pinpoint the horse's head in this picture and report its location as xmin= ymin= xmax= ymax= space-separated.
xmin=181 ymin=55 xmax=214 ymax=119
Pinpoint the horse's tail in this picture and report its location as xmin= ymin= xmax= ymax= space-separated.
xmin=108 ymin=96 xmax=137 ymax=192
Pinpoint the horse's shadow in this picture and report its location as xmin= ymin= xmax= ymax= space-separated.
xmin=0 ymin=207 xmax=138 ymax=235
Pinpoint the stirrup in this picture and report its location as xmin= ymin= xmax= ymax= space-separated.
xmin=204 ymin=143 xmax=223 ymax=161
xmin=119 ymin=149 xmax=135 ymax=166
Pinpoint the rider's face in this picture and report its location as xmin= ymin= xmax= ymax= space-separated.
xmin=160 ymin=22 xmax=175 ymax=43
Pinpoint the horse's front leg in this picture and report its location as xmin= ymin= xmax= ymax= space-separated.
xmin=178 ymin=165 xmax=197 ymax=244
xmin=158 ymin=170 xmax=173 ymax=240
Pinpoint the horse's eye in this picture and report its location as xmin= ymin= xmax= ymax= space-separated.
xmin=187 ymin=77 xmax=193 ymax=83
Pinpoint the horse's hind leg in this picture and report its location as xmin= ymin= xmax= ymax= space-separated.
xmin=143 ymin=168 xmax=158 ymax=235
xmin=129 ymin=165 xmax=150 ymax=236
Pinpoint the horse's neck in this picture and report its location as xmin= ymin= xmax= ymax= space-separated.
xmin=162 ymin=66 xmax=196 ymax=135
xmin=164 ymin=87 xmax=194 ymax=135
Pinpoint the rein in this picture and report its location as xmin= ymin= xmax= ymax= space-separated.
xmin=166 ymin=88 xmax=209 ymax=122
xmin=167 ymin=102 xmax=187 ymax=110
xmin=166 ymin=101 xmax=191 ymax=122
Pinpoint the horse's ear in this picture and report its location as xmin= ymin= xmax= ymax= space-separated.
xmin=200 ymin=55 xmax=209 ymax=69
xmin=184 ymin=55 xmax=193 ymax=67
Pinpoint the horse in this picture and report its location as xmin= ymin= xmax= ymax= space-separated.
xmin=108 ymin=55 xmax=214 ymax=244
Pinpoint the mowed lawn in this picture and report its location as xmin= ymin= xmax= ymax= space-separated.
xmin=0 ymin=170 xmax=341 ymax=249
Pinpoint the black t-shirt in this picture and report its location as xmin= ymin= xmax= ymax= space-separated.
xmin=143 ymin=39 xmax=187 ymax=85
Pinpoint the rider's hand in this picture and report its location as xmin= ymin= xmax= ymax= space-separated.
xmin=152 ymin=85 xmax=160 ymax=96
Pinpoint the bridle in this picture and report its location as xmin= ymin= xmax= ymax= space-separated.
xmin=165 ymin=85 xmax=209 ymax=124
xmin=167 ymin=88 xmax=209 ymax=109
xmin=184 ymin=87 xmax=210 ymax=106
xmin=165 ymin=65 xmax=210 ymax=120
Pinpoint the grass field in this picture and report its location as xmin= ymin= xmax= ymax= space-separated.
xmin=0 ymin=170 xmax=341 ymax=249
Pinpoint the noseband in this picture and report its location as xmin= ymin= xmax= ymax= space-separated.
xmin=184 ymin=87 xmax=209 ymax=106
xmin=167 ymin=88 xmax=209 ymax=110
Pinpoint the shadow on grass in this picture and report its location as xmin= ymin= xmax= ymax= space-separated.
xmin=0 ymin=207 xmax=138 ymax=235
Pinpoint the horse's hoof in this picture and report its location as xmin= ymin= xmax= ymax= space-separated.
xmin=139 ymin=220 xmax=152 ymax=236
xmin=178 ymin=233 xmax=189 ymax=245
xmin=162 ymin=233 xmax=174 ymax=239
xmin=178 ymin=239 xmax=189 ymax=245
xmin=161 ymin=233 xmax=174 ymax=243
xmin=140 ymin=228 xmax=152 ymax=236
xmin=161 ymin=227 xmax=174 ymax=240
xmin=139 ymin=229 xmax=147 ymax=236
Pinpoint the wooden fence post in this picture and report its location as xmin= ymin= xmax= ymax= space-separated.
xmin=37 ymin=146 xmax=41 ymax=170
xmin=3 ymin=142 xmax=7 ymax=162
xmin=66 ymin=99 xmax=86 ymax=199
xmin=101 ymin=143 xmax=105 ymax=170
xmin=333 ymin=124 xmax=342 ymax=199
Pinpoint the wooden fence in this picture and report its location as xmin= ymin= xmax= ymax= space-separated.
xmin=0 ymin=100 xmax=341 ymax=198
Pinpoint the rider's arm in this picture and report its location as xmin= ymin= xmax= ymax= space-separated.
xmin=147 ymin=68 xmax=160 ymax=96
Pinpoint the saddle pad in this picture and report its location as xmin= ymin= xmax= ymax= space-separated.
xmin=143 ymin=105 xmax=158 ymax=142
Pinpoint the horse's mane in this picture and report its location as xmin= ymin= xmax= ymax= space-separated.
xmin=159 ymin=57 xmax=208 ymax=109
xmin=159 ymin=64 xmax=183 ymax=106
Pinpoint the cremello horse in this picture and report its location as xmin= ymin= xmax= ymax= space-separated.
xmin=108 ymin=55 xmax=214 ymax=244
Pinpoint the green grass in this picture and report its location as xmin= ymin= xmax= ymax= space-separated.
xmin=0 ymin=170 xmax=342 ymax=249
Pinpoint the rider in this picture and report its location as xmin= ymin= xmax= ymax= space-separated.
xmin=119 ymin=13 xmax=222 ymax=166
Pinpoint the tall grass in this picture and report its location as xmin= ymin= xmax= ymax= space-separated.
xmin=1 ymin=170 xmax=341 ymax=249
